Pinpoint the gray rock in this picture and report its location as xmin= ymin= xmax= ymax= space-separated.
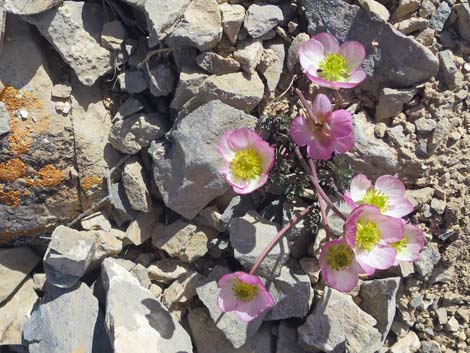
xmin=0 ymin=7 xmax=5 ymax=56
xmin=122 ymin=159 xmax=152 ymax=212
xmin=428 ymin=2 xmax=451 ymax=32
xmin=397 ymin=18 xmax=428 ymax=34
xmin=387 ymin=125 xmax=406 ymax=147
xmin=438 ymin=50 xmax=459 ymax=89
xmin=258 ymin=39 xmax=286 ymax=98
xmin=357 ymin=0 xmax=390 ymax=21
xmin=25 ymin=1 xmax=112 ymax=86
xmin=419 ymin=0 xmax=436 ymax=18
xmin=0 ymin=278 xmax=38 ymax=345
xmin=389 ymin=331 xmax=421 ymax=353
xmin=0 ymin=247 xmax=40 ymax=304
xmin=165 ymin=0 xmax=222 ymax=50
xmin=415 ymin=243 xmax=441 ymax=277
xmin=150 ymin=100 xmax=257 ymax=219
xmin=101 ymin=20 xmax=126 ymax=51
xmin=196 ymin=52 xmax=240 ymax=75
xmin=455 ymin=4 xmax=470 ymax=41
xmin=359 ymin=278 xmax=401 ymax=343
xmin=414 ymin=118 xmax=437 ymax=134
xmin=220 ymin=195 xmax=254 ymax=225
xmin=0 ymin=102 xmax=11 ymax=136
xmin=152 ymin=220 xmax=217 ymax=262
xmin=233 ymin=38 xmax=264 ymax=74
xmin=129 ymin=263 xmax=152 ymax=288
xmin=118 ymin=71 xmax=148 ymax=93
xmin=87 ymin=230 xmax=123 ymax=270
xmin=81 ymin=212 xmax=112 ymax=232
xmin=244 ymin=4 xmax=283 ymax=39
xmin=376 ymin=88 xmax=417 ymax=122
xmin=229 ymin=210 xmax=289 ymax=278
xmin=428 ymin=117 xmax=451 ymax=154
xmin=298 ymin=287 xmax=382 ymax=353
xmin=113 ymin=97 xmax=144 ymax=122
xmin=299 ymin=257 xmax=321 ymax=284
xmin=195 ymin=205 xmax=226 ymax=232
xmin=188 ymin=307 xmax=273 ymax=353
xmin=265 ymin=265 xmax=312 ymax=320
xmin=219 ymin=3 xmax=245 ymax=45
xmin=303 ymin=0 xmax=439 ymax=95
xmin=393 ymin=0 xmax=420 ymax=21
xmin=170 ymin=66 xmax=209 ymax=110
xmin=282 ymin=199 xmax=313 ymax=259
xmin=277 ymin=321 xmax=308 ymax=353
xmin=109 ymin=113 xmax=168 ymax=155
xmin=109 ymin=182 xmax=137 ymax=226
xmin=148 ymin=258 xmax=192 ymax=284
xmin=148 ymin=64 xmax=176 ymax=97
xmin=161 ymin=271 xmax=200 ymax=307
xmin=101 ymin=258 xmax=193 ymax=353
xmin=5 ymin=0 xmax=62 ymax=15
xmin=23 ymin=283 xmax=102 ymax=353
xmin=287 ymin=33 xmax=310 ymax=72
xmin=43 ymin=226 xmax=96 ymax=288
xmin=195 ymin=267 xmax=266 ymax=348
xmin=420 ymin=340 xmax=441 ymax=353
xmin=125 ymin=206 xmax=163 ymax=245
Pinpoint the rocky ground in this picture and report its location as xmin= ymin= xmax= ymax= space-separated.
xmin=0 ymin=0 xmax=469 ymax=352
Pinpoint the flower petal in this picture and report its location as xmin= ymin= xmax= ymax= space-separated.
xmin=372 ymin=213 xmax=405 ymax=244
xmin=216 ymin=130 xmax=236 ymax=162
xmin=311 ymin=94 xmax=333 ymax=118
xmin=312 ymin=32 xmax=340 ymax=55
xmin=340 ymin=41 xmax=366 ymax=72
xmin=218 ymin=283 xmax=239 ymax=312
xmin=290 ymin=116 xmax=313 ymax=146
xmin=306 ymin=139 xmax=334 ymax=160
xmin=348 ymin=174 xmax=372 ymax=203
xmin=330 ymin=109 xmax=354 ymax=153
xmin=375 ymin=175 xmax=406 ymax=201
xmin=306 ymin=71 xmax=340 ymax=89
xmin=253 ymin=140 xmax=275 ymax=173
xmin=231 ymin=174 xmax=268 ymax=195
xmin=298 ymin=39 xmax=324 ymax=72
xmin=227 ymin=127 xmax=262 ymax=151
xmin=356 ymin=246 xmax=396 ymax=270
xmin=386 ymin=198 xmax=414 ymax=218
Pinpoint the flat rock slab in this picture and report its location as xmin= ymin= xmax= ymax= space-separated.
xmin=150 ymin=100 xmax=257 ymax=219
xmin=25 ymin=1 xmax=112 ymax=86
xmin=23 ymin=282 xmax=102 ymax=353
xmin=303 ymin=0 xmax=439 ymax=95
xmin=4 ymin=0 xmax=62 ymax=15
xmin=101 ymin=258 xmax=193 ymax=353
xmin=0 ymin=247 xmax=40 ymax=304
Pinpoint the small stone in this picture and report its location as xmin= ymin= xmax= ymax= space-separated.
xmin=376 ymin=88 xmax=417 ymax=122
xmin=258 ymin=39 xmax=286 ymax=98
xmin=397 ymin=18 xmax=428 ymax=34
xmin=287 ymin=33 xmax=310 ymax=72
xmin=51 ymin=84 xmax=72 ymax=99
xmin=109 ymin=182 xmax=137 ymax=226
xmin=358 ymin=0 xmax=390 ymax=21
xmin=419 ymin=0 xmax=436 ymax=18
xmin=129 ymin=263 xmax=151 ymax=289
xmin=430 ymin=198 xmax=446 ymax=215
xmin=108 ymin=113 xmax=168 ymax=155
xmin=415 ymin=243 xmax=441 ymax=277
xmin=233 ymin=38 xmax=263 ymax=74
xmin=405 ymin=187 xmax=434 ymax=208
xmin=101 ymin=20 xmax=126 ymax=50
xmin=277 ymin=321 xmax=308 ymax=353
xmin=162 ymin=271 xmax=200 ymax=308
xmin=32 ymin=273 xmax=47 ymax=292
xmin=122 ymin=159 xmax=152 ymax=213
xmin=430 ymin=266 xmax=454 ymax=284
xmin=43 ymin=226 xmax=96 ymax=288
xmin=195 ymin=205 xmax=226 ymax=232
xmin=152 ymin=220 xmax=217 ymax=263
xmin=147 ymin=64 xmax=176 ymax=97
xmin=438 ymin=50 xmax=459 ymax=89
xmin=393 ymin=0 xmax=420 ymax=21
xmin=149 ymin=283 xmax=163 ymax=298
xmin=445 ymin=316 xmax=459 ymax=332
xmin=118 ymin=70 xmax=148 ymax=93
xmin=125 ymin=206 xmax=163 ymax=246
xmin=455 ymin=4 xmax=470 ymax=42
xmin=112 ymin=97 xmax=144 ymax=122
xmin=148 ymin=258 xmax=192 ymax=284
xmin=170 ymin=66 xmax=208 ymax=111
xmin=299 ymin=257 xmax=321 ymax=284
xmin=435 ymin=307 xmax=448 ymax=325
xmin=414 ymin=118 xmax=437 ymax=134
xmin=81 ymin=212 xmax=112 ymax=232
xmin=196 ymin=52 xmax=240 ymax=75
xmin=387 ymin=125 xmax=406 ymax=147
xmin=219 ymin=3 xmax=245 ymax=45
xmin=456 ymin=307 xmax=470 ymax=323
xmin=229 ymin=210 xmax=289 ymax=278
xmin=244 ymin=3 xmax=283 ymax=39
xmin=428 ymin=117 xmax=451 ymax=154
xmin=374 ymin=122 xmax=387 ymax=138
xmin=389 ymin=331 xmax=421 ymax=353
xmin=428 ymin=2 xmax=451 ymax=32
xmin=0 ymin=102 xmax=10 ymax=136
xmin=420 ymin=340 xmax=441 ymax=353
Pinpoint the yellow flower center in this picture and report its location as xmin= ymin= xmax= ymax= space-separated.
xmin=361 ymin=189 xmax=389 ymax=213
xmin=325 ymin=244 xmax=354 ymax=271
xmin=391 ymin=236 xmax=408 ymax=253
xmin=232 ymin=279 xmax=259 ymax=302
xmin=356 ymin=221 xmax=381 ymax=251
xmin=318 ymin=54 xmax=349 ymax=82
xmin=230 ymin=148 xmax=262 ymax=180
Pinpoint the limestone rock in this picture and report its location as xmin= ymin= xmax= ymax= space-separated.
xmin=0 ymin=247 xmax=40 ymax=304
xmin=219 ymin=3 xmax=245 ymax=45
xmin=108 ymin=113 xmax=168 ymax=155
xmin=376 ymin=88 xmax=417 ymax=122
xmin=287 ymin=33 xmax=310 ymax=72
xmin=5 ymin=0 xmax=62 ymax=15
xmin=244 ymin=3 xmax=283 ymax=39
xmin=415 ymin=244 xmax=441 ymax=277
xmin=101 ymin=20 xmax=126 ymax=51
xmin=258 ymin=39 xmax=285 ymax=98
xmin=456 ymin=4 xmax=470 ymax=41
xmin=148 ymin=64 xmax=176 ymax=97
xmin=150 ymin=100 xmax=257 ymax=219
xmin=438 ymin=50 xmax=460 ymax=89
xmin=358 ymin=0 xmax=390 ymax=21
xmin=0 ymin=278 xmax=38 ymax=345
xmin=43 ymin=225 xmax=96 ymax=288
xmin=170 ymin=66 xmax=209 ymax=110
xmin=152 ymin=220 xmax=217 ymax=262
xmin=195 ymin=205 xmax=226 ymax=232
xmin=81 ymin=212 xmax=112 ymax=232
xmin=233 ymin=38 xmax=264 ymax=74
xmin=303 ymin=0 xmax=439 ymax=95
xmin=125 ymin=206 xmax=163 ymax=246
xmin=148 ymin=258 xmax=192 ymax=284
xmin=393 ymin=0 xmax=420 ymax=21
xmin=229 ymin=210 xmax=289 ymax=278
xmin=88 ymin=230 xmax=124 ymax=269
xmin=196 ymin=52 xmax=240 ymax=75
xmin=118 ymin=71 xmax=148 ymax=93
xmin=390 ymin=331 xmax=421 ymax=353
xmin=298 ymin=287 xmax=382 ymax=353
xmin=0 ymin=102 xmax=10 ymax=136
xmin=428 ymin=2 xmax=451 ymax=32
xmin=25 ymin=1 xmax=113 ymax=86
xmin=122 ymin=158 xmax=152 ymax=213
xmin=165 ymin=0 xmax=222 ymax=51
xmin=101 ymin=258 xmax=193 ymax=353
xmin=161 ymin=271 xmax=200 ymax=307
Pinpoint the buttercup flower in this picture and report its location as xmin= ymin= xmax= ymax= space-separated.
xmin=345 ymin=204 xmax=405 ymax=273
xmin=319 ymin=238 xmax=365 ymax=292
xmin=217 ymin=272 xmax=274 ymax=321
xmin=217 ymin=128 xmax=275 ymax=194
xmin=344 ymin=174 xmax=414 ymax=218
xmin=298 ymin=32 xmax=366 ymax=89
xmin=290 ymin=94 xmax=354 ymax=160
xmin=391 ymin=223 xmax=425 ymax=265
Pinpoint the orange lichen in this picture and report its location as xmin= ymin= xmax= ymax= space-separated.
xmin=0 ymin=188 xmax=21 ymax=209
xmin=81 ymin=175 xmax=102 ymax=191
xmin=0 ymin=158 xmax=26 ymax=182
xmin=0 ymin=86 xmax=43 ymax=113
xmin=37 ymin=165 xmax=66 ymax=187
xmin=7 ymin=117 xmax=33 ymax=156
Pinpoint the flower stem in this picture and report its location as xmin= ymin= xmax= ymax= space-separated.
xmin=249 ymin=203 xmax=315 ymax=275
xmin=295 ymin=88 xmax=318 ymax=123
xmin=334 ymin=90 xmax=343 ymax=110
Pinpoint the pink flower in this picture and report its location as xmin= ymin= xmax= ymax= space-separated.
xmin=344 ymin=174 xmax=414 ymax=218
xmin=217 ymin=128 xmax=275 ymax=194
xmin=344 ymin=204 xmax=405 ymax=273
xmin=319 ymin=238 xmax=365 ymax=292
xmin=217 ymin=272 xmax=274 ymax=322
xmin=391 ymin=223 xmax=425 ymax=266
xmin=290 ymin=94 xmax=354 ymax=160
xmin=298 ymin=32 xmax=366 ymax=90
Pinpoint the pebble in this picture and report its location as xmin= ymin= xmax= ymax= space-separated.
xmin=147 ymin=64 xmax=176 ymax=97
xmin=219 ymin=3 xmax=245 ymax=45
xmin=389 ymin=330 xmax=421 ymax=353
xmin=196 ymin=52 xmax=240 ymax=75
xmin=429 ymin=2 xmax=451 ymax=32
xmin=244 ymin=3 xmax=284 ymax=39
xmin=415 ymin=243 xmax=441 ymax=277
xmin=358 ymin=0 xmax=390 ymax=21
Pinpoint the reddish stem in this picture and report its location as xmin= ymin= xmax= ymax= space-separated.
xmin=295 ymin=88 xmax=318 ymax=124
xmin=249 ymin=204 xmax=315 ymax=275
xmin=334 ymin=90 xmax=343 ymax=110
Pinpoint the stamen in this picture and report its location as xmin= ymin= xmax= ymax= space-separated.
xmin=391 ymin=236 xmax=408 ymax=253
xmin=232 ymin=279 xmax=260 ymax=302
xmin=356 ymin=221 xmax=381 ymax=251
xmin=230 ymin=148 xmax=262 ymax=180
xmin=318 ymin=54 xmax=348 ymax=82
xmin=325 ymin=244 xmax=354 ymax=271
xmin=361 ymin=189 xmax=389 ymax=213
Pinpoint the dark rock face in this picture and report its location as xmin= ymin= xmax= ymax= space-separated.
xmin=303 ymin=0 xmax=439 ymax=95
